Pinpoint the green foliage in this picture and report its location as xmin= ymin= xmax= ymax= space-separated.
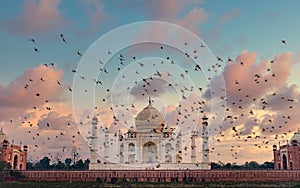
xmin=65 ymin=158 xmax=72 ymax=168
xmin=0 ymin=161 xmax=11 ymax=171
xmin=83 ymin=159 xmax=90 ymax=170
xmin=10 ymin=170 xmax=25 ymax=179
xmin=73 ymin=159 xmax=84 ymax=169
xmin=33 ymin=157 xmax=51 ymax=170
xmin=0 ymin=161 xmax=11 ymax=180
xmin=26 ymin=162 xmax=34 ymax=170
xmin=54 ymin=161 xmax=65 ymax=170
xmin=28 ymin=156 xmax=90 ymax=170
xmin=211 ymin=161 xmax=274 ymax=170
xmin=96 ymin=177 xmax=102 ymax=183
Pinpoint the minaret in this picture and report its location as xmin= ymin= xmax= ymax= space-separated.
xmin=191 ymin=130 xmax=196 ymax=163
xmin=90 ymin=115 xmax=98 ymax=169
xmin=272 ymin=144 xmax=278 ymax=169
xmin=118 ymin=130 xmax=124 ymax=164
xmin=104 ymin=128 xmax=109 ymax=161
xmin=176 ymin=131 xmax=182 ymax=163
xmin=202 ymin=114 xmax=209 ymax=166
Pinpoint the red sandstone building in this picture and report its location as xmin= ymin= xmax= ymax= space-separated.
xmin=273 ymin=129 xmax=300 ymax=170
xmin=0 ymin=128 xmax=27 ymax=170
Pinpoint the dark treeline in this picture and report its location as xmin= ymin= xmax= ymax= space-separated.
xmin=211 ymin=161 xmax=274 ymax=170
xmin=26 ymin=156 xmax=90 ymax=170
xmin=2 ymin=158 xmax=274 ymax=171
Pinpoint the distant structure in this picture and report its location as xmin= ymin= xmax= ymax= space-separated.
xmin=89 ymin=97 xmax=210 ymax=170
xmin=0 ymin=128 xmax=27 ymax=170
xmin=273 ymin=129 xmax=300 ymax=170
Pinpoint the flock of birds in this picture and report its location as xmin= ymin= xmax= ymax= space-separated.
xmin=6 ymin=33 xmax=296 ymax=163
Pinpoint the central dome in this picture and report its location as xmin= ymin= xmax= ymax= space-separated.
xmin=135 ymin=98 xmax=164 ymax=132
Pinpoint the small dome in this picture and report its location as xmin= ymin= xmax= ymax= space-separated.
xmin=290 ymin=129 xmax=300 ymax=145
xmin=135 ymin=99 xmax=164 ymax=132
xmin=0 ymin=127 xmax=7 ymax=144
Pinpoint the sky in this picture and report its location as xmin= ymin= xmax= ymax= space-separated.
xmin=0 ymin=0 xmax=300 ymax=165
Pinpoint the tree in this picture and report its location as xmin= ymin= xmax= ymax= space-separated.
xmin=71 ymin=146 xmax=80 ymax=165
xmin=225 ymin=163 xmax=232 ymax=169
xmin=0 ymin=161 xmax=11 ymax=180
xmin=261 ymin=161 xmax=274 ymax=169
xmin=84 ymin=159 xmax=90 ymax=170
xmin=53 ymin=152 xmax=62 ymax=164
xmin=55 ymin=161 xmax=66 ymax=170
xmin=74 ymin=159 xmax=84 ymax=169
xmin=211 ymin=162 xmax=222 ymax=169
xmin=10 ymin=170 xmax=25 ymax=179
xmin=65 ymin=158 xmax=72 ymax=169
xmin=0 ymin=161 xmax=11 ymax=171
xmin=34 ymin=157 xmax=51 ymax=170
xmin=26 ymin=162 xmax=34 ymax=170
xmin=211 ymin=161 xmax=274 ymax=170
xmin=248 ymin=161 xmax=260 ymax=169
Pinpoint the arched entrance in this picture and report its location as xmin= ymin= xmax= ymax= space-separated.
xmin=165 ymin=154 xmax=172 ymax=163
xmin=13 ymin=155 xmax=18 ymax=170
xmin=143 ymin=142 xmax=157 ymax=163
xmin=128 ymin=154 xmax=135 ymax=164
xmin=282 ymin=154 xmax=287 ymax=170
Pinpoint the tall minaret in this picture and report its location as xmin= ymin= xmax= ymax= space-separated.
xmin=191 ymin=130 xmax=196 ymax=163
xmin=90 ymin=115 xmax=98 ymax=169
xmin=104 ymin=128 xmax=110 ymax=161
xmin=118 ymin=130 xmax=124 ymax=164
xmin=176 ymin=131 xmax=183 ymax=163
xmin=202 ymin=114 xmax=209 ymax=166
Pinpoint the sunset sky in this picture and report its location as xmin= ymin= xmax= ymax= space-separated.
xmin=1 ymin=0 xmax=300 ymax=165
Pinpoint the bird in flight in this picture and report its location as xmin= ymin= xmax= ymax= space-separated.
xmin=217 ymin=56 xmax=223 ymax=62
xmin=29 ymin=38 xmax=36 ymax=44
xmin=60 ymin=33 xmax=67 ymax=43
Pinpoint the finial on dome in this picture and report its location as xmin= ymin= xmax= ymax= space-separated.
xmin=92 ymin=114 xmax=98 ymax=122
xmin=148 ymin=96 xmax=152 ymax=106
xmin=202 ymin=113 xmax=208 ymax=121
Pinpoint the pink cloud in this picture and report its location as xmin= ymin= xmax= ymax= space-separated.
xmin=223 ymin=51 xmax=292 ymax=109
xmin=135 ymin=0 xmax=206 ymax=35
xmin=3 ymin=0 xmax=69 ymax=35
xmin=207 ymin=51 xmax=297 ymax=141
xmin=0 ymin=65 xmax=63 ymax=120
xmin=176 ymin=8 xmax=208 ymax=35
xmin=38 ymin=111 xmax=74 ymax=131
xmin=141 ymin=0 xmax=203 ymax=21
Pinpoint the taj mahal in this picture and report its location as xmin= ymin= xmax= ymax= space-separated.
xmin=89 ymin=98 xmax=210 ymax=170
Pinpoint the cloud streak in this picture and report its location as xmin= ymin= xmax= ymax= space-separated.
xmin=2 ymin=0 xmax=69 ymax=35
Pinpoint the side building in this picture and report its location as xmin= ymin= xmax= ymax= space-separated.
xmin=273 ymin=129 xmax=300 ymax=170
xmin=0 ymin=128 xmax=27 ymax=170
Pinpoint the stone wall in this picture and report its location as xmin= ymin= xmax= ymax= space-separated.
xmin=22 ymin=170 xmax=300 ymax=182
